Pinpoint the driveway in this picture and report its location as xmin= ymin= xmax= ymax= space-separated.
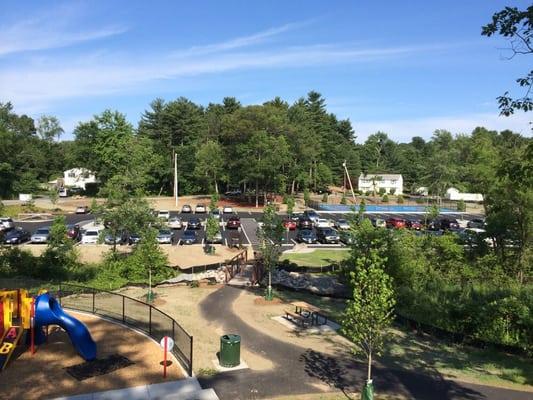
xmin=198 ymin=286 xmax=531 ymax=400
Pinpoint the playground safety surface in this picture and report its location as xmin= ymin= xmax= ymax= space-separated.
xmin=0 ymin=312 xmax=184 ymax=399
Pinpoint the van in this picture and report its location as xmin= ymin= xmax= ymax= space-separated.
xmin=81 ymin=228 xmax=101 ymax=244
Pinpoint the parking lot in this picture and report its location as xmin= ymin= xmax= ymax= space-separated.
xmin=2 ymin=209 xmax=485 ymax=251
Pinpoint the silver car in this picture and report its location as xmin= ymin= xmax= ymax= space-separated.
xmin=168 ymin=217 xmax=183 ymax=229
xmin=156 ymin=229 xmax=173 ymax=244
xmin=335 ymin=219 xmax=350 ymax=230
xmin=31 ymin=227 xmax=51 ymax=244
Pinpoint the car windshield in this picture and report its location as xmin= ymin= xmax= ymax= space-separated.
xmin=184 ymin=230 xmax=195 ymax=236
xmin=85 ymin=231 xmax=98 ymax=236
xmin=35 ymin=229 xmax=49 ymax=234
xmin=159 ymin=230 xmax=171 ymax=235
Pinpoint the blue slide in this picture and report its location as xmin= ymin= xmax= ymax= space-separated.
xmin=34 ymin=292 xmax=97 ymax=361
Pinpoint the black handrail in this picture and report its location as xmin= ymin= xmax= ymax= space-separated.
xmin=57 ymin=282 xmax=193 ymax=376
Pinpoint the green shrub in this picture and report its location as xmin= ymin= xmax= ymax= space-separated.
xmin=390 ymin=188 xmax=396 ymax=195
xmin=321 ymin=193 xmax=328 ymax=203
xmin=379 ymin=188 xmax=386 ymax=195
xmin=397 ymin=195 xmax=404 ymax=204
xmin=416 ymin=197 xmax=425 ymax=204
xmin=457 ymin=199 xmax=466 ymax=211
xmin=382 ymin=194 xmax=389 ymax=203
xmin=340 ymin=193 xmax=347 ymax=205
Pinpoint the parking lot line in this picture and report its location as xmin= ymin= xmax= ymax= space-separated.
xmin=177 ymin=239 xmax=181 ymax=245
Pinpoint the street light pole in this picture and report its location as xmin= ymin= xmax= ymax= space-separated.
xmin=174 ymin=152 xmax=178 ymax=207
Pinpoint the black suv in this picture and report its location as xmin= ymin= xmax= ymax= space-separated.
xmin=316 ymin=228 xmax=340 ymax=244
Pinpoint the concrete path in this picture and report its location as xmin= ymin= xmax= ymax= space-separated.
xmin=198 ymin=286 xmax=532 ymax=400
xmin=54 ymin=377 xmax=219 ymax=400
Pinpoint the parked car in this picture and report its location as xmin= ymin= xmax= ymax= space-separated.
xmin=157 ymin=210 xmax=170 ymax=220
xmin=283 ymin=219 xmax=297 ymax=230
xmin=339 ymin=230 xmax=355 ymax=245
xmin=67 ymin=224 xmax=81 ymax=241
xmin=429 ymin=218 xmax=460 ymax=231
xmin=206 ymin=231 xmax=223 ymax=244
xmin=298 ymin=217 xmax=313 ymax=230
xmin=386 ymin=218 xmax=406 ymax=229
xmin=181 ymin=204 xmax=192 ymax=213
xmin=369 ymin=217 xmax=386 ymax=228
xmin=303 ymin=210 xmax=320 ymax=223
xmin=195 ymin=204 xmax=207 ymax=213
xmin=181 ymin=229 xmax=197 ymax=245
xmin=31 ymin=227 xmax=51 ymax=244
xmin=0 ymin=218 xmax=15 ymax=232
xmin=296 ymin=229 xmax=317 ymax=244
xmin=75 ymin=205 xmax=90 ymax=214
xmin=156 ymin=229 xmax=173 ymax=244
xmin=128 ymin=233 xmax=141 ymax=245
xmin=334 ymin=219 xmax=350 ymax=230
xmin=210 ymin=209 xmax=221 ymax=220
xmin=3 ymin=228 xmax=31 ymax=244
xmin=168 ymin=217 xmax=183 ymax=229
xmin=225 ymin=189 xmax=242 ymax=197
xmin=467 ymin=218 xmax=486 ymax=229
xmin=104 ymin=232 xmax=128 ymax=245
xmin=226 ymin=216 xmax=241 ymax=229
xmin=315 ymin=218 xmax=332 ymax=229
xmin=222 ymin=206 xmax=234 ymax=214
xmin=316 ymin=228 xmax=340 ymax=244
xmin=289 ymin=213 xmax=303 ymax=222
xmin=187 ymin=217 xmax=202 ymax=230
xmin=81 ymin=228 xmax=101 ymax=244
xmin=406 ymin=219 xmax=423 ymax=230
xmin=228 ymin=231 xmax=242 ymax=248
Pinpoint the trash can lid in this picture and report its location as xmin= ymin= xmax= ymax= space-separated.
xmin=222 ymin=334 xmax=240 ymax=342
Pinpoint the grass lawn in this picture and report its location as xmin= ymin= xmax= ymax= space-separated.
xmin=280 ymin=249 xmax=350 ymax=267
xmin=274 ymin=287 xmax=533 ymax=390
xmin=1 ymin=204 xmax=53 ymax=218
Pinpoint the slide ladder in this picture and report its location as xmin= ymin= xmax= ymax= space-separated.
xmin=0 ymin=326 xmax=23 ymax=371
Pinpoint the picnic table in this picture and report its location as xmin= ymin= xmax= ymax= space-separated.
xmin=290 ymin=301 xmax=328 ymax=326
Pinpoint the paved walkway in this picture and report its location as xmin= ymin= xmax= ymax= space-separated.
xmin=54 ymin=377 xmax=218 ymax=400
xmin=198 ymin=286 xmax=532 ymax=400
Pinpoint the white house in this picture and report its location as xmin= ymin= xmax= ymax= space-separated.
xmin=358 ymin=174 xmax=403 ymax=195
xmin=445 ymin=188 xmax=483 ymax=202
xmin=62 ymin=168 xmax=97 ymax=190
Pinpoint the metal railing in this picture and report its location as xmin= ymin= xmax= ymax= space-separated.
xmin=57 ymin=283 xmax=193 ymax=376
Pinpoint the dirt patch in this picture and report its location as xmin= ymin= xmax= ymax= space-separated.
xmin=0 ymin=312 xmax=182 ymax=400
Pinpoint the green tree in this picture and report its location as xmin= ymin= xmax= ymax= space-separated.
xmin=36 ymin=115 xmax=63 ymax=142
xmin=257 ymin=203 xmax=284 ymax=300
xmin=195 ymin=140 xmax=225 ymax=193
xmin=209 ymin=192 xmax=220 ymax=212
xmin=125 ymin=228 xmax=170 ymax=282
xmin=39 ymin=215 xmax=78 ymax=280
xmin=205 ymin=216 xmax=220 ymax=253
xmin=48 ymin=188 xmax=59 ymax=207
xmin=303 ymin=188 xmax=311 ymax=207
xmin=482 ymin=6 xmax=533 ymax=116
xmin=285 ymin=195 xmax=295 ymax=215
xmin=341 ymin=248 xmax=395 ymax=395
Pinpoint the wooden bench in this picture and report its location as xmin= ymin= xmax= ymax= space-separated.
xmin=284 ymin=309 xmax=309 ymax=328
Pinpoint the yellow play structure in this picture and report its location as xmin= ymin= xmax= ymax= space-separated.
xmin=0 ymin=289 xmax=37 ymax=370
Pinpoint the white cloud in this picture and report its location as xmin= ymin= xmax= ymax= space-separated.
xmin=354 ymin=113 xmax=532 ymax=143
xmin=0 ymin=4 xmax=126 ymax=56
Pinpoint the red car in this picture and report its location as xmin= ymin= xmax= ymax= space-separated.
xmin=386 ymin=218 xmax=406 ymax=229
xmin=283 ymin=220 xmax=297 ymax=230
xmin=226 ymin=216 xmax=241 ymax=229
xmin=406 ymin=220 xmax=423 ymax=230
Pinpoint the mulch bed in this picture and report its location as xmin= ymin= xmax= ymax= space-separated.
xmin=64 ymin=354 xmax=134 ymax=381
xmin=254 ymin=297 xmax=284 ymax=306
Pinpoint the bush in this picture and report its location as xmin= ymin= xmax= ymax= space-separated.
xmin=340 ymin=193 xmax=347 ymax=205
xmin=379 ymin=188 xmax=386 ymax=195
xmin=303 ymin=189 xmax=311 ymax=206
xmin=382 ymin=194 xmax=389 ymax=203
xmin=416 ymin=197 xmax=425 ymax=204
xmin=397 ymin=195 xmax=404 ymax=204
xmin=321 ymin=193 xmax=328 ymax=203
xmin=457 ymin=200 xmax=466 ymax=212
xmin=390 ymin=188 xmax=396 ymax=195
xmin=83 ymin=182 xmax=99 ymax=197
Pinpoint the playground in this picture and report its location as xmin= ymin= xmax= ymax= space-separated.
xmin=0 ymin=288 xmax=184 ymax=399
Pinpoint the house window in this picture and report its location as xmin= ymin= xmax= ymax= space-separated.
xmin=68 ymin=172 xmax=76 ymax=178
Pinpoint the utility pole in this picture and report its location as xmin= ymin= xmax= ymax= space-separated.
xmin=174 ymin=152 xmax=178 ymax=207
xmin=342 ymin=161 xmax=357 ymax=204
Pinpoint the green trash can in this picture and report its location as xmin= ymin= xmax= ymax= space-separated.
xmin=219 ymin=334 xmax=241 ymax=367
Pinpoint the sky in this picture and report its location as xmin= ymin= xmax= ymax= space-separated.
xmin=1 ymin=0 xmax=532 ymax=142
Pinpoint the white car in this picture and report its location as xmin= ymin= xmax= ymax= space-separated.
xmin=223 ymin=206 xmax=234 ymax=214
xmin=334 ymin=219 xmax=350 ymax=230
xmin=195 ymin=204 xmax=207 ymax=213
xmin=210 ymin=209 xmax=221 ymax=220
xmin=168 ymin=217 xmax=183 ymax=229
xmin=30 ymin=227 xmax=51 ymax=244
xmin=157 ymin=210 xmax=170 ymax=220
xmin=0 ymin=217 xmax=15 ymax=232
xmin=81 ymin=229 xmax=101 ymax=244
xmin=315 ymin=218 xmax=332 ymax=229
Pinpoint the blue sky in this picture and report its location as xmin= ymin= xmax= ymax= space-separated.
xmin=1 ymin=0 xmax=531 ymax=142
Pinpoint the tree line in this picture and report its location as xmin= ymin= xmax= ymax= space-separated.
xmin=1 ymin=94 xmax=531 ymax=202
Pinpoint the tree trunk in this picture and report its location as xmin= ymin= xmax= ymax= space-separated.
xmin=367 ymin=350 xmax=372 ymax=381
xmin=291 ymin=179 xmax=295 ymax=195
xmin=214 ymin=180 xmax=219 ymax=194
xmin=255 ymin=180 xmax=259 ymax=208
